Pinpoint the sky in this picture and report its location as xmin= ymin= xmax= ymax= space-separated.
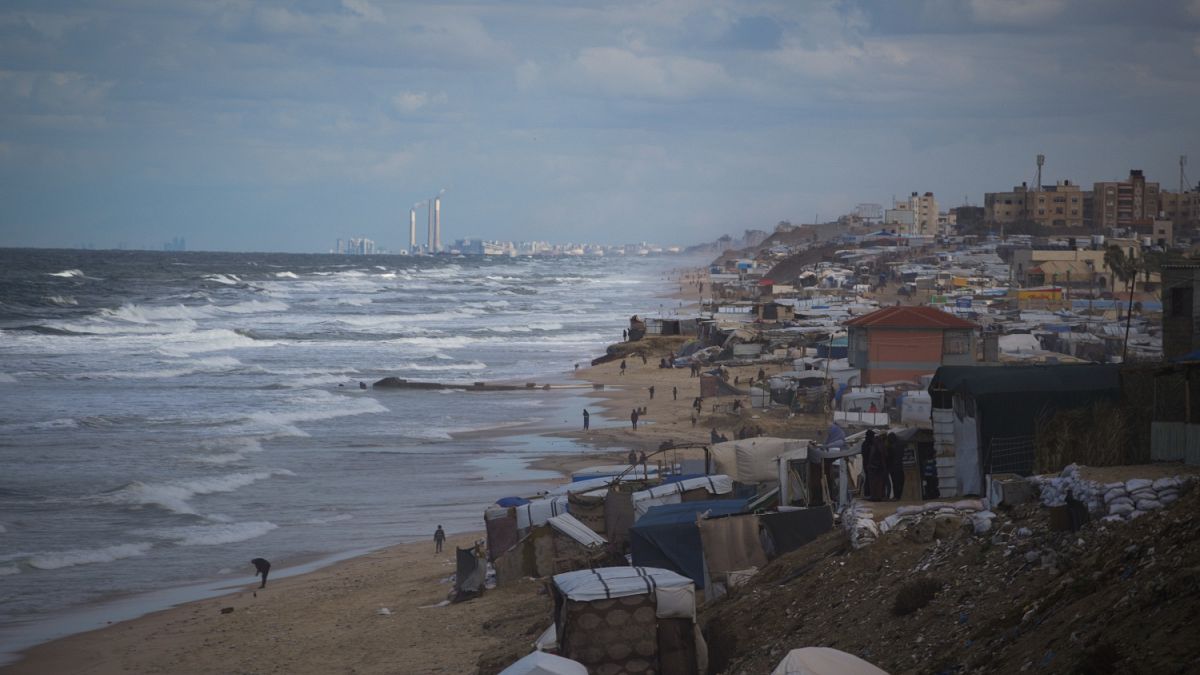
xmin=1 ymin=0 xmax=1199 ymax=252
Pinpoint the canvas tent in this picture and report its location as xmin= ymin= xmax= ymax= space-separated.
xmin=551 ymin=567 xmax=703 ymax=675
xmin=629 ymin=499 xmax=750 ymax=588
xmin=770 ymin=647 xmax=888 ymax=675
xmin=631 ymin=475 xmax=734 ymax=519
xmin=498 ymin=651 xmax=588 ymax=675
xmin=485 ymin=495 xmax=571 ymax=562
xmin=493 ymin=513 xmax=608 ymax=584
xmin=710 ymin=437 xmax=809 ymax=483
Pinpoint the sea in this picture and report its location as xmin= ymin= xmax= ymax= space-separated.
xmin=0 ymin=248 xmax=689 ymax=662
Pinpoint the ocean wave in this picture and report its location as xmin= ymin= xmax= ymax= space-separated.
xmin=243 ymin=391 xmax=389 ymax=435
xmin=392 ymin=361 xmax=487 ymax=372
xmin=99 ymin=470 xmax=295 ymax=515
xmin=274 ymin=271 xmax=299 ymax=279
xmin=148 ymin=521 xmax=278 ymax=546
xmin=28 ymin=542 xmax=154 ymax=570
xmin=204 ymin=273 xmax=242 ymax=285
xmin=305 ymin=513 xmax=353 ymax=525
xmin=47 ymin=269 xmax=84 ymax=278
xmin=0 ymin=564 xmax=18 ymax=576
xmin=44 ymin=295 xmax=78 ymax=306
xmin=0 ymin=373 xmax=17 ymax=384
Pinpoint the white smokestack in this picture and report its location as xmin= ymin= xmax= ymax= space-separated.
xmin=409 ymin=208 xmax=416 ymax=251
xmin=433 ymin=197 xmax=441 ymax=252
xmin=427 ymin=199 xmax=434 ymax=253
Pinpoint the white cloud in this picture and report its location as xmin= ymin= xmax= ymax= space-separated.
xmin=341 ymin=0 xmax=384 ymax=23
xmin=515 ymin=60 xmax=541 ymax=91
xmin=969 ymin=0 xmax=1068 ymax=25
xmin=391 ymin=90 xmax=447 ymax=113
xmin=562 ymin=47 xmax=731 ymax=100
xmin=771 ymin=39 xmax=912 ymax=79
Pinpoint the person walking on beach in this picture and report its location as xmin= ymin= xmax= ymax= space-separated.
xmin=434 ymin=525 xmax=446 ymax=553
xmin=582 ymin=409 xmax=590 ymax=430
xmin=672 ymin=386 xmax=677 ymax=401
xmin=630 ymin=408 xmax=639 ymax=431
xmin=620 ymin=359 xmax=626 ymax=375
xmin=623 ymin=328 xmax=628 ymax=341
xmin=251 ymin=558 xmax=271 ymax=589
xmin=627 ymin=448 xmax=637 ymax=466
xmin=648 ymin=385 xmax=655 ymax=400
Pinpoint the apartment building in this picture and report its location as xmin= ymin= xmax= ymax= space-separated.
xmin=985 ymin=180 xmax=1085 ymax=229
xmin=1093 ymin=169 xmax=1160 ymax=230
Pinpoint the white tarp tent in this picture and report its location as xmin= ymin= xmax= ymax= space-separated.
xmin=545 ymin=474 xmax=640 ymax=496
xmin=631 ymin=475 xmax=734 ymax=518
xmin=552 ymin=567 xmax=696 ymax=619
xmin=498 ymin=651 xmax=588 ymax=675
xmin=490 ymin=496 xmax=568 ymax=530
xmin=711 ymin=438 xmax=807 ymax=483
xmin=770 ymin=647 xmax=888 ymax=675
xmin=547 ymin=513 xmax=606 ymax=548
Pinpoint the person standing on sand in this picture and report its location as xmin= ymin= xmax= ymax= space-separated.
xmin=630 ymin=408 xmax=639 ymax=430
xmin=251 ymin=558 xmax=271 ymax=588
xmin=583 ymin=409 xmax=590 ymax=430
xmin=623 ymin=329 xmax=628 ymax=341
xmin=627 ymin=448 xmax=637 ymax=465
xmin=672 ymin=385 xmax=677 ymax=401
xmin=434 ymin=525 xmax=446 ymax=553
xmin=620 ymin=359 xmax=626 ymax=375
xmin=649 ymin=385 xmax=655 ymax=400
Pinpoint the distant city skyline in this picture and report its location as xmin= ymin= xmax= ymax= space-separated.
xmin=1 ymin=1 xmax=1198 ymax=252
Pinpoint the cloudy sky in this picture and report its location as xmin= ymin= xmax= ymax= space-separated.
xmin=2 ymin=0 xmax=1198 ymax=252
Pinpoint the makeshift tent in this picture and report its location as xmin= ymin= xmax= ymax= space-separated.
xmin=770 ymin=647 xmax=888 ymax=675
xmin=495 ymin=513 xmax=608 ymax=584
xmin=777 ymin=447 xmax=810 ymax=506
xmin=498 ymin=651 xmax=588 ymax=675
xmin=551 ymin=567 xmax=702 ymax=675
xmin=631 ymin=475 xmax=734 ymax=519
xmin=485 ymin=495 xmax=570 ymax=561
xmin=759 ymin=506 xmax=834 ymax=557
xmin=546 ymin=474 xmax=642 ymax=496
xmin=629 ymin=499 xmax=750 ymax=588
xmin=929 ymin=364 xmax=1122 ymax=494
xmin=452 ymin=546 xmax=486 ymax=602
xmin=710 ymin=438 xmax=808 ymax=483
xmin=696 ymin=512 xmax=767 ymax=593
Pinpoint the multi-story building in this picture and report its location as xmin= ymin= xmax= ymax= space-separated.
xmin=1093 ymin=170 xmax=1160 ymax=231
xmin=884 ymin=192 xmax=939 ymax=236
xmin=985 ymin=180 xmax=1085 ymax=229
xmin=1159 ymin=185 xmax=1200 ymax=232
xmin=845 ymin=306 xmax=977 ymax=385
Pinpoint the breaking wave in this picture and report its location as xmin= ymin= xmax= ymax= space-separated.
xmin=47 ymin=269 xmax=84 ymax=278
xmin=28 ymin=542 xmax=154 ymax=570
xmin=98 ymin=470 xmax=295 ymax=515
xmin=148 ymin=521 xmax=278 ymax=546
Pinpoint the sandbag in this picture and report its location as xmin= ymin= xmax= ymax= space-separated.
xmin=1135 ymin=499 xmax=1164 ymax=511
xmin=1103 ymin=488 xmax=1127 ymax=504
xmin=1108 ymin=502 xmax=1134 ymax=516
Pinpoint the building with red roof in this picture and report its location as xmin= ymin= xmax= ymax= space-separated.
xmin=844 ymin=306 xmax=979 ymax=384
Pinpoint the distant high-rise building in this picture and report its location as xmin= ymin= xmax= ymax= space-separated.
xmin=884 ymin=192 xmax=938 ymax=235
xmin=985 ymin=180 xmax=1085 ymax=229
xmin=1093 ymin=169 xmax=1160 ymax=231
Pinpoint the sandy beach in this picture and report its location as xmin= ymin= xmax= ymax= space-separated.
xmin=3 ymin=267 xmax=784 ymax=675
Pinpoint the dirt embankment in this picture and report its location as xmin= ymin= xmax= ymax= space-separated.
xmin=702 ymin=486 xmax=1200 ymax=675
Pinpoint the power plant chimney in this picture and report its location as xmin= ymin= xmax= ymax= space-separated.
xmin=409 ymin=208 xmax=417 ymax=253
xmin=433 ymin=196 xmax=441 ymax=253
xmin=427 ymin=199 xmax=434 ymax=253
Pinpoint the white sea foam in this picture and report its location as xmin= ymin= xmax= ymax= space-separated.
xmin=393 ymin=361 xmax=487 ymax=372
xmin=45 ymin=295 xmax=78 ymax=306
xmin=305 ymin=514 xmax=353 ymax=525
xmin=243 ymin=391 xmax=388 ymax=435
xmin=28 ymin=542 xmax=154 ymax=570
xmin=149 ymin=521 xmax=278 ymax=546
xmin=191 ymin=453 xmax=248 ymax=465
xmin=47 ymin=269 xmax=84 ymax=278
xmin=204 ymin=273 xmax=241 ymax=285
xmin=100 ymin=470 xmax=295 ymax=515
xmin=275 ymin=271 xmax=299 ymax=278
xmin=0 ymin=373 xmax=16 ymax=384
xmin=0 ymin=564 xmax=18 ymax=576
xmin=216 ymin=300 xmax=289 ymax=314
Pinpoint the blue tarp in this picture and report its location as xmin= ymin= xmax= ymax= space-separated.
xmin=494 ymin=496 xmax=530 ymax=508
xmin=629 ymin=499 xmax=750 ymax=589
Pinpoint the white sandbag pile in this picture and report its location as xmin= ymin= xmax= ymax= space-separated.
xmin=1098 ymin=475 xmax=1196 ymax=522
xmin=843 ymin=501 xmax=879 ymax=549
xmin=878 ymin=499 xmax=996 ymax=536
xmin=1030 ymin=463 xmax=1197 ymax=523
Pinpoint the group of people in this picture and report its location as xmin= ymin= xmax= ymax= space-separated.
xmin=860 ymin=429 xmax=906 ymax=501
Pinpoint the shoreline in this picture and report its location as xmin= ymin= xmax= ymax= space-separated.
xmin=1 ymin=266 xmax=711 ymax=673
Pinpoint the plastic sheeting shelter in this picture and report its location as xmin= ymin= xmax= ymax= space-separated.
xmin=770 ymin=647 xmax=888 ymax=675
xmin=485 ymin=495 xmax=570 ymax=562
xmin=452 ymin=546 xmax=486 ymax=602
xmin=710 ymin=438 xmax=808 ymax=483
xmin=551 ymin=567 xmax=701 ymax=675
xmin=498 ymin=651 xmax=588 ymax=675
xmin=631 ymin=475 xmax=734 ymax=519
xmin=629 ymin=499 xmax=750 ymax=589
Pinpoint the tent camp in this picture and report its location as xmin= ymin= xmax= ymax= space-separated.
xmin=710 ymin=437 xmax=809 ymax=483
xmin=629 ymin=499 xmax=750 ymax=588
xmin=493 ymin=513 xmax=609 ymax=584
xmin=452 ymin=545 xmax=487 ymax=602
xmin=484 ymin=495 xmax=571 ymax=562
xmin=551 ymin=567 xmax=703 ymax=675
xmin=631 ymin=475 xmax=735 ymax=519
xmin=929 ymin=364 xmax=1122 ymax=495
xmin=498 ymin=651 xmax=588 ymax=675
xmin=770 ymin=647 xmax=888 ymax=675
